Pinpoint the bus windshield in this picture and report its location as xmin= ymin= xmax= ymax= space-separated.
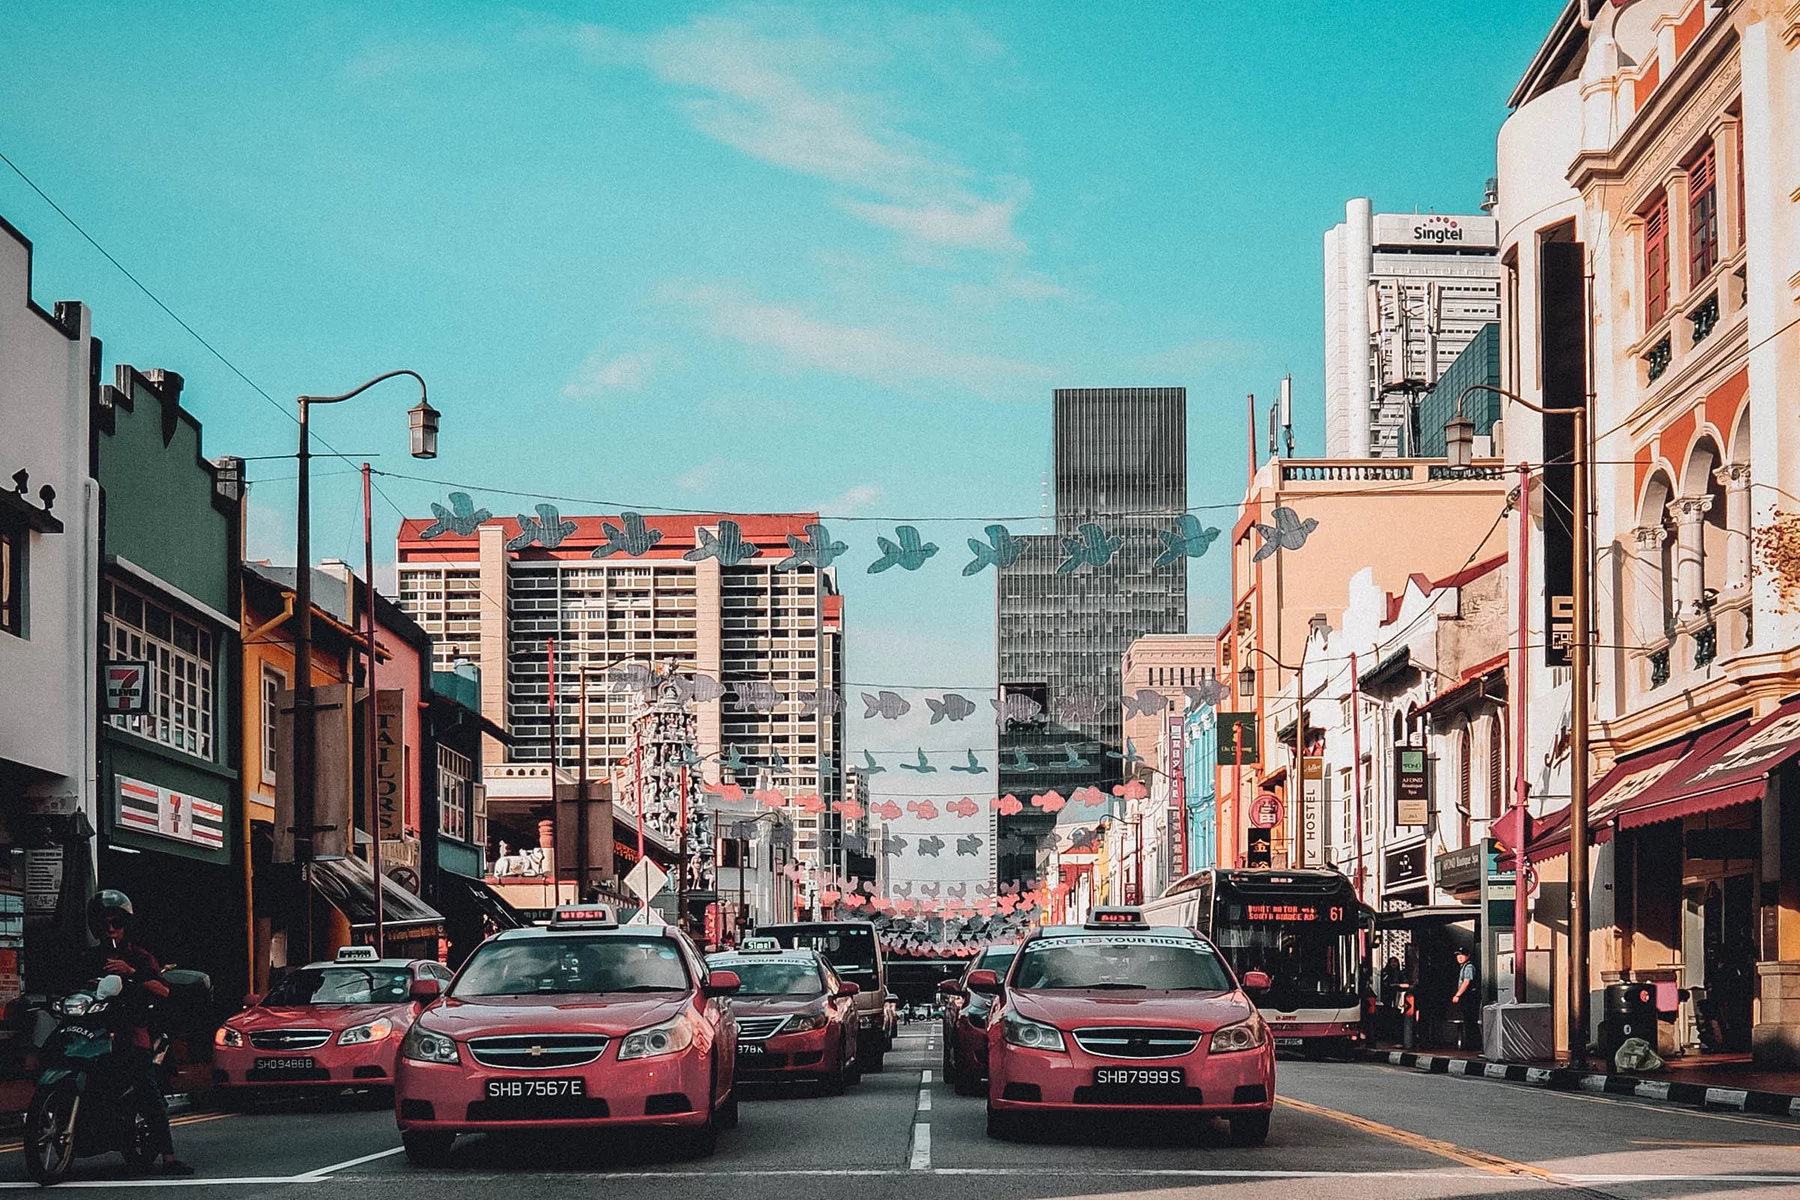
xmin=1212 ymin=893 xmax=1361 ymax=1009
xmin=762 ymin=924 xmax=878 ymax=981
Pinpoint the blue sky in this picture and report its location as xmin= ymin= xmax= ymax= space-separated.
xmin=3 ymin=1 xmax=1563 ymax=882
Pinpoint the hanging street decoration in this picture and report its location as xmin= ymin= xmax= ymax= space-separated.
xmin=898 ymin=749 xmax=936 ymax=773
xmin=1108 ymin=738 xmax=1144 ymax=766
xmin=1057 ymin=522 xmax=1123 ymax=573
xmin=917 ymin=836 xmax=944 ymax=857
xmin=993 ymin=692 xmax=1043 ymax=724
xmin=871 ymin=800 xmax=902 ymax=820
xmin=799 ymin=688 xmax=842 ymax=716
xmin=1031 ymin=789 xmax=1067 ymax=813
xmin=778 ymin=522 xmax=848 ymax=571
xmin=1252 ymin=505 xmax=1320 ymax=561
xmin=1006 ymin=749 xmax=1036 ymax=771
xmin=1073 ymin=785 xmax=1109 ymax=807
xmin=993 ymin=793 xmax=1024 ymax=815
xmin=834 ymin=798 xmax=864 ymax=819
xmin=957 ymin=834 xmax=983 ymax=856
xmin=731 ymin=680 xmax=782 ymax=712
xmin=883 ymin=833 xmax=909 ymax=855
xmin=926 ymin=692 xmax=977 ymax=723
xmin=672 ymin=673 xmax=727 ymax=704
xmin=592 ymin=511 xmax=663 ymax=557
xmin=946 ymin=797 xmax=980 ymax=818
xmin=906 ymin=800 xmax=940 ymax=820
xmin=868 ymin=525 xmax=939 ymax=573
xmin=507 ymin=504 xmax=579 ymax=551
xmin=1121 ymin=688 xmax=1169 ymax=718
xmin=859 ymin=750 xmax=886 ymax=775
xmin=420 ymin=493 xmax=492 ymax=538
xmin=962 ymin=524 xmax=1027 ymax=575
xmin=1156 ymin=514 xmax=1222 ymax=567
xmin=862 ymin=690 xmax=911 ymax=719
xmin=1185 ymin=676 xmax=1227 ymax=710
xmin=685 ymin=519 xmax=761 ymax=565
xmin=1113 ymin=779 xmax=1150 ymax=801
xmin=609 ymin=663 xmax=657 ymax=694
xmin=1055 ymin=691 xmax=1105 ymax=724
xmin=1053 ymin=745 xmax=1087 ymax=769
xmin=951 ymin=750 xmax=987 ymax=774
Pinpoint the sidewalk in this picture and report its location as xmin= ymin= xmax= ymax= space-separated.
xmin=1361 ymin=1045 xmax=1800 ymax=1119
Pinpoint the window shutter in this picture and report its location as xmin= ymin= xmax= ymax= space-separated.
xmin=1488 ymin=716 xmax=1504 ymax=819
xmin=1644 ymin=198 xmax=1669 ymax=325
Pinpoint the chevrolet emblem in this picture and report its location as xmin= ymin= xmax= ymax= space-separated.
xmin=528 ymin=1045 xmax=545 ymax=1057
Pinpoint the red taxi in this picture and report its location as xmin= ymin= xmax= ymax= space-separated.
xmin=938 ymin=943 xmax=1017 ymax=1096
xmin=393 ymin=906 xmax=739 ymax=1165
xmin=213 ymin=947 xmax=450 ymax=1097
xmin=977 ymin=907 xmax=1275 ymax=1145
xmin=706 ymin=942 xmax=861 ymax=1092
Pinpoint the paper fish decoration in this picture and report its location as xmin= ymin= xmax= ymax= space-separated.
xmin=685 ymin=519 xmax=761 ymax=566
xmin=1121 ymin=688 xmax=1169 ymax=718
xmin=778 ymin=522 xmax=848 ymax=571
xmin=757 ymin=787 xmax=788 ymax=810
xmin=962 ymin=524 xmax=1026 ymax=576
xmin=926 ymin=693 xmax=976 ymax=724
xmin=947 ymin=797 xmax=979 ymax=818
xmin=1055 ymin=745 xmax=1087 ymax=770
xmin=834 ymin=799 xmax=866 ymax=820
xmin=1005 ymin=749 xmax=1037 ymax=772
xmin=669 ymin=673 xmax=725 ymax=704
xmin=1054 ymin=691 xmax=1105 ymax=724
xmin=1031 ymin=790 xmax=1067 ymax=813
xmin=1112 ymin=779 xmax=1150 ymax=801
xmin=420 ymin=492 xmax=491 ymax=538
xmin=1252 ymin=505 xmax=1319 ymax=561
xmin=1073 ymin=785 xmax=1110 ymax=808
xmin=993 ymin=793 xmax=1024 ymax=816
xmin=950 ymin=750 xmax=987 ymax=775
xmin=731 ymin=680 xmax=782 ymax=712
xmin=608 ymin=663 xmax=657 ymax=694
xmin=791 ymin=690 xmax=838 ymax=719
xmin=794 ymin=791 xmax=826 ymax=814
xmin=592 ymin=511 xmax=662 ymax=558
xmin=868 ymin=525 xmax=938 ymax=573
xmin=860 ymin=750 xmax=886 ymax=775
xmin=1185 ymin=676 xmax=1227 ymax=711
xmin=992 ymin=692 xmax=1043 ymax=724
xmin=706 ymin=781 xmax=746 ymax=804
xmin=1108 ymin=739 xmax=1144 ymax=766
xmin=898 ymin=749 xmax=936 ymax=774
xmin=871 ymin=800 xmax=903 ymax=821
xmin=862 ymin=691 xmax=911 ymax=720
xmin=507 ymin=504 xmax=578 ymax=551
xmin=841 ymin=893 xmax=865 ymax=908
xmin=917 ymin=836 xmax=944 ymax=858
xmin=906 ymin=799 xmax=940 ymax=820
xmin=1155 ymin=514 xmax=1221 ymax=567
xmin=1056 ymin=523 xmax=1122 ymax=574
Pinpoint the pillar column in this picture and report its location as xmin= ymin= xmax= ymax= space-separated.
xmin=1714 ymin=464 xmax=1754 ymax=592
xmin=1633 ymin=524 xmax=1670 ymax=643
xmin=1712 ymin=116 xmax=1743 ymax=259
xmin=1669 ymin=496 xmax=1713 ymax=624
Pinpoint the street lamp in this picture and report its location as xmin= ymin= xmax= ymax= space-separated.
xmin=291 ymin=370 xmax=434 ymax=963
xmin=1446 ymin=381 xmax=1591 ymax=1067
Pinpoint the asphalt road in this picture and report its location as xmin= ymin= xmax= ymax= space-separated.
xmin=3 ymin=1023 xmax=1798 ymax=1198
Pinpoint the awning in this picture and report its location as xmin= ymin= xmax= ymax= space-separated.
xmin=1531 ymin=698 xmax=1800 ymax=861
xmin=309 ymin=855 xmax=445 ymax=931
xmin=436 ymin=871 xmax=527 ymax=932
xmin=1359 ymin=647 xmax=1412 ymax=691
xmin=1373 ymin=905 xmax=1480 ymax=930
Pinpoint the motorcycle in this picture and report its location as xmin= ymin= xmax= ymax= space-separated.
xmin=22 ymin=967 xmax=210 ymax=1185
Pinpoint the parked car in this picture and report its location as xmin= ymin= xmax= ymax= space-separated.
xmin=707 ymin=944 xmax=861 ymax=1091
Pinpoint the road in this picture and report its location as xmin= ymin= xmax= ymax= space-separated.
xmin=3 ymin=1024 xmax=1798 ymax=1197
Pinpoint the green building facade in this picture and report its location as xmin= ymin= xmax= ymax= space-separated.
xmin=1416 ymin=323 xmax=1502 ymax=458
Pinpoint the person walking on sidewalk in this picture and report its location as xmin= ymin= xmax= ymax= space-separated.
xmin=1451 ymin=949 xmax=1477 ymax=1050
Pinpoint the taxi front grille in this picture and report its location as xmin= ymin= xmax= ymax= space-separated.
xmin=735 ymin=1016 xmax=789 ymax=1041
xmin=248 ymin=1029 xmax=332 ymax=1051
xmin=1071 ymin=1027 xmax=1201 ymax=1059
xmin=468 ymin=1034 xmax=609 ymax=1069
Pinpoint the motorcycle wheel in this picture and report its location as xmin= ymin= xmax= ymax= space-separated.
xmin=24 ymin=1083 xmax=81 ymax=1185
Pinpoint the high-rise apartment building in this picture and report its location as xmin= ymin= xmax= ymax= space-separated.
xmin=1324 ymin=199 xmax=1501 ymax=458
xmin=994 ymin=387 xmax=1187 ymax=887
xmin=395 ymin=512 xmax=848 ymax=888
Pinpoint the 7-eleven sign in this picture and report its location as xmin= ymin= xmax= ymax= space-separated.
xmin=105 ymin=662 xmax=152 ymax=715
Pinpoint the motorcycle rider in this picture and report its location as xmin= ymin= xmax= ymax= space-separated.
xmin=84 ymin=890 xmax=192 ymax=1176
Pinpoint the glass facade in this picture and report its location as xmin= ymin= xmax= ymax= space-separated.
xmin=994 ymin=387 xmax=1187 ymax=886
xmin=1415 ymin=322 xmax=1501 ymax=457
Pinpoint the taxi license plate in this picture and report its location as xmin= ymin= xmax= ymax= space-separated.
xmin=737 ymin=1043 xmax=765 ymax=1056
xmin=1093 ymin=1067 xmax=1184 ymax=1087
xmin=484 ymin=1077 xmax=585 ymax=1100
xmin=1275 ymin=1037 xmax=1305 ymax=1049
xmin=253 ymin=1057 xmax=316 ymax=1072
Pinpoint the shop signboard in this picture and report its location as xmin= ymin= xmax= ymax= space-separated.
xmin=1384 ymin=841 xmax=1427 ymax=892
xmin=376 ymin=690 xmax=405 ymax=840
xmin=1394 ymin=747 xmax=1430 ymax=826
xmin=104 ymin=662 xmax=151 ymax=715
xmin=1216 ymin=712 xmax=1259 ymax=765
xmin=1301 ymin=756 xmax=1324 ymax=867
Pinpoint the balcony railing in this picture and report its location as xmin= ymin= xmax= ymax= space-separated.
xmin=1281 ymin=463 xmax=1415 ymax=482
xmin=1646 ymin=336 xmax=1673 ymax=383
xmin=1694 ymin=623 xmax=1718 ymax=668
xmin=1649 ymin=648 xmax=1671 ymax=689
xmin=1690 ymin=293 xmax=1720 ymax=344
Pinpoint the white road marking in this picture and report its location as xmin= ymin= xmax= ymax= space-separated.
xmin=921 ymin=1069 xmax=932 ymax=1083
xmin=917 ymin=1088 xmax=932 ymax=1111
xmin=908 ymin=1122 xmax=931 ymax=1170
xmin=0 ymin=1146 xmax=410 ymax=1189
xmin=308 ymin=1167 xmax=1800 ymax=1182
xmin=296 ymin=1146 xmax=408 ymax=1177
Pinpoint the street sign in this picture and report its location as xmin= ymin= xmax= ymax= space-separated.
xmin=624 ymin=857 xmax=669 ymax=903
xmin=1301 ymin=756 xmax=1324 ymax=867
xmin=104 ymin=662 xmax=151 ymax=715
xmin=1394 ymin=747 xmax=1430 ymax=826
xmin=1217 ymin=712 xmax=1260 ymax=765
xmin=1249 ymin=793 xmax=1283 ymax=829
xmin=1246 ymin=828 xmax=1272 ymax=868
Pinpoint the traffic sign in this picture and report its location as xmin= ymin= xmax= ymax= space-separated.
xmin=1249 ymin=793 xmax=1283 ymax=829
xmin=624 ymin=858 xmax=669 ymax=903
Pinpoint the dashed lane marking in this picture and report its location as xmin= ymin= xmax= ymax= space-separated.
xmin=921 ymin=1069 xmax=931 ymax=1083
xmin=908 ymin=1123 xmax=931 ymax=1170
xmin=917 ymin=1089 xmax=931 ymax=1111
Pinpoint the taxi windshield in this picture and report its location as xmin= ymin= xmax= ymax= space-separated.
xmin=722 ymin=959 xmax=824 ymax=996
xmin=263 ymin=966 xmax=412 ymax=1007
xmin=453 ymin=936 xmax=691 ymax=997
xmin=1012 ymin=936 xmax=1232 ymax=992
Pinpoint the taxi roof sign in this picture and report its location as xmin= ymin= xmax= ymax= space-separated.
xmin=336 ymin=945 xmax=380 ymax=961
xmin=1085 ymin=906 xmax=1148 ymax=930
xmin=738 ymin=936 xmax=782 ymax=953
xmin=551 ymin=904 xmax=619 ymax=929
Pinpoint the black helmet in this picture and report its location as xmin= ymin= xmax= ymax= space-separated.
xmin=87 ymin=889 xmax=135 ymax=938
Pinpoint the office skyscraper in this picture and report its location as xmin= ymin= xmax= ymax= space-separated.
xmin=993 ymin=387 xmax=1187 ymax=887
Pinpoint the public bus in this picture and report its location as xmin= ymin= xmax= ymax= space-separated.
xmin=1140 ymin=868 xmax=1372 ymax=1055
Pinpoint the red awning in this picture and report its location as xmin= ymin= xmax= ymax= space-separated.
xmin=1531 ymin=698 xmax=1800 ymax=861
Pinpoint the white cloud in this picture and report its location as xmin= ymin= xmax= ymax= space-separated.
xmin=676 ymin=283 xmax=1051 ymax=397
xmin=949 ymin=270 xmax=1071 ymax=307
xmin=824 ymin=483 xmax=881 ymax=514
xmin=675 ymin=458 xmax=728 ymax=491
xmin=838 ymin=197 xmax=1023 ymax=253
xmin=562 ymin=351 xmax=653 ymax=400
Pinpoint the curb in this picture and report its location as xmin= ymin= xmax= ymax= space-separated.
xmin=1362 ymin=1048 xmax=1800 ymax=1119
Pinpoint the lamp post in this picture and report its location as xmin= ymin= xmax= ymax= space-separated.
xmin=291 ymin=371 xmax=436 ymax=962
xmin=1447 ymin=381 xmax=1590 ymax=1067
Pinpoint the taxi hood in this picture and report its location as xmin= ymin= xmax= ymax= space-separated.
xmin=730 ymin=993 xmax=831 ymax=1014
xmin=232 ymin=1001 xmax=412 ymax=1032
xmin=1006 ymin=988 xmax=1255 ymax=1032
xmin=418 ymin=992 xmax=694 ymax=1039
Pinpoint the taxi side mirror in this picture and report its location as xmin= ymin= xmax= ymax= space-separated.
xmin=937 ymin=979 xmax=963 ymax=996
xmin=241 ymin=993 xmax=260 ymax=1010
xmin=837 ymin=982 xmax=861 ymax=997
xmin=704 ymin=969 xmax=741 ymax=997
xmin=966 ymin=969 xmax=1002 ymax=996
xmin=1242 ymin=970 xmax=1271 ymax=994
xmin=409 ymin=977 xmax=442 ymax=1004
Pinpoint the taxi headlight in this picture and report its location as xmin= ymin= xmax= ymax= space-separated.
xmin=400 ymin=1024 xmax=459 ymax=1065
xmin=214 ymin=1025 xmax=244 ymax=1049
xmin=1000 ymin=1011 xmax=1066 ymax=1052
xmin=619 ymin=1013 xmax=696 ymax=1061
xmin=785 ymin=1011 xmax=829 ymax=1034
xmin=1210 ymin=1015 xmax=1268 ymax=1054
xmin=338 ymin=1018 xmax=394 ymax=1046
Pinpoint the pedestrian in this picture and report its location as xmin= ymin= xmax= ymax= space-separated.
xmin=1451 ymin=948 xmax=1477 ymax=1050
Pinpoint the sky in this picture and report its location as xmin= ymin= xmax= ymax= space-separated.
xmin=2 ymin=0 xmax=1565 ymax=884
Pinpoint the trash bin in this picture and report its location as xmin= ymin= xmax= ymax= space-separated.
xmin=1599 ymin=981 xmax=1658 ymax=1061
